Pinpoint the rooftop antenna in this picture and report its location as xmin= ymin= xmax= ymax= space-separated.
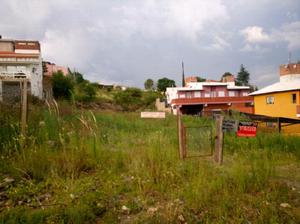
xmin=182 ymin=61 xmax=185 ymax=87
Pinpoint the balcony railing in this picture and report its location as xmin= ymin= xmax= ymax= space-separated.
xmin=0 ymin=72 xmax=30 ymax=80
xmin=0 ymin=57 xmax=40 ymax=63
xmin=171 ymin=96 xmax=254 ymax=105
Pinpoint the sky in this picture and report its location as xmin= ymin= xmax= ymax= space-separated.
xmin=1 ymin=0 xmax=300 ymax=88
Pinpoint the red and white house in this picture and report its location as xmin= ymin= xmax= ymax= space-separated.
xmin=0 ymin=37 xmax=43 ymax=100
xmin=166 ymin=75 xmax=254 ymax=115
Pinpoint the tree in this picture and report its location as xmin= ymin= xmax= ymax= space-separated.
xmin=51 ymin=71 xmax=74 ymax=100
xmin=222 ymin=72 xmax=233 ymax=78
xmin=196 ymin=76 xmax=206 ymax=82
xmin=236 ymin=64 xmax=250 ymax=86
xmin=144 ymin=78 xmax=154 ymax=90
xmin=157 ymin=78 xmax=176 ymax=92
xmin=75 ymin=82 xmax=97 ymax=102
xmin=114 ymin=88 xmax=143 ymax=111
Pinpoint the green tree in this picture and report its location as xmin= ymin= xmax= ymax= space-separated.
xmin=222 ymin=72 xmax=233 ymax=78
xmin=114 ymin=88 xmax=143 ymax=111
xmin=51 ymin=71 xmax=74 ymax=100
xmin=157 ymin=78 xmax=176 ymax=92
xmin=75 ymin=82 xmax=97 ymax=102
xmin=236 ymin=64 xmax=250 ymax=86
xmin=196 ymin=76 xmax=206 ymax=82
xmin=144 ymin=78 xmax=154 ymax=90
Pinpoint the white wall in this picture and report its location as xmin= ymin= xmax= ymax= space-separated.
xmin=0 ymin=58 xmax=43 ymax=99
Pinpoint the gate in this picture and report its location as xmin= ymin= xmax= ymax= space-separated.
xmin=184 ymin=126 xmax=213 ymax=157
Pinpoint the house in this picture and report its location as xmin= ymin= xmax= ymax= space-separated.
xmin=0 ymin=36 xmax=43 ymax=101
xmin=249 ymin=63 xmax=300 ymax=119
xmin=249 ymin=63 xmax=300 ymax=133
xmin=166 ymin=75 xmax=254 ymax=115
xmin=43 ymin=61 xmax=68 ymax=76
xmin=42 ymin=61 xmax=69 ymax=100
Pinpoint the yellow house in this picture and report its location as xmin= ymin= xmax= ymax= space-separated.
xmin=249 ymin=63 xmax=300 ymax=134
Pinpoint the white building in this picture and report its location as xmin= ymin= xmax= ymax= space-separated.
xmin=0 ymin=37 xmax=43 ymax=101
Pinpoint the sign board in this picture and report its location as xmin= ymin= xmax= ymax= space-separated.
xmin=141 ymin=112 xmax=166 ymax=119
xmin=237 ymin=121 xmax=257 ymax=137
xmin=222 ymin=119 xmax=238 ymax=132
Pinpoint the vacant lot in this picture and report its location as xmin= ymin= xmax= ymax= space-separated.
xmin=0 ymin=104 xmax=300 ymax=223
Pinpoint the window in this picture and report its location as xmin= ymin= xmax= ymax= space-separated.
xmin=211 ymin=91 xmax=217 ymax=97
xmin=218 ymin=91 xmax=225 ymax=97
xmin=242 ymin=92 xmax=248 ymax=96
xmin=179 ymin=93 xmax=186 ymax=98
xmin=229 ymin=91 xmax=235 ymax=97
xmin=194 ymin=91 xmax=201 ymax=98
xmin=266 ymin=96 xmax=274 ymax=104
xmin=186 ymin=92 xmax=192 ymax=98
xmin=204 ymin=93 xmax=210 ymax=98
xmin=292 ymin=94 xmax=297 ymax=104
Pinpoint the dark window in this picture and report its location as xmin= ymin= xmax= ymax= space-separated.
xmin=245 ymin=102 xmax=253 ymax=107
xmin=292 ymin=94 xmax=297 ymax=104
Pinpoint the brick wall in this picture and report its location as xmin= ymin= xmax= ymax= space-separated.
xmin=280 ymin=63 xmax=300 ymax=76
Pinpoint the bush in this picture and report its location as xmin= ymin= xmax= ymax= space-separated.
xmin=75 ymin=82 xmax=97 ymax=102
xmin=113 ymin=88 xmax=143 ymax=111
xmin=52 ymin=71 xmax=74 ymax=100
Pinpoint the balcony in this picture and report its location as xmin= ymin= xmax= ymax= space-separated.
xmin=0 ymin=52 xmax=40 ymax=64
xmin=0 ymin=57 xmax=40 ymax=64
xmin=171 ymin=96 xmax=254 ymax=106
xmin=0 ymin=72 xmax=30 ymax=81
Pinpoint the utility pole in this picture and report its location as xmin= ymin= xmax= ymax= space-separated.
xmin=182 ymin=61 xmax=185 ymax=87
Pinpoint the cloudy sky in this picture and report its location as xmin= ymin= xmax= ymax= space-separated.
xmin=1 ymin=0 xmax=300 ymax=88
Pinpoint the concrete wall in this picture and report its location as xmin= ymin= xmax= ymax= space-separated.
xmin=0 ymin=42 xmax=13 ymax=52
xmin=0 ymin=61 xmax=43 ymax=99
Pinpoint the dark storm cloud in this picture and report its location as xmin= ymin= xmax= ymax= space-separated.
xmin=1 ymin=0 xmax=299 ymax=88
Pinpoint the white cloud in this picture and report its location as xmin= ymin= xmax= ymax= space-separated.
xmin=240 ymin=22 xmax=300 ymax=52
xmin=240 ymin=26 xmax=271 ymax=43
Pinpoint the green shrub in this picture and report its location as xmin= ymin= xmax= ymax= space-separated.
xmin=113 ymin=88 xmax=143 ymax=111
xmin=52 ymin=71 xmax=74 ymax=100
xmin=74 ymin=82 xmax=97 ymax=102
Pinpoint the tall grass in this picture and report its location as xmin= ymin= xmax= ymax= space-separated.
xmin=0 ymin=104 xmax=300 ymax=223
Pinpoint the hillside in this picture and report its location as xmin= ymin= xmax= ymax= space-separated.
xmin=0 ymin=103 xmax=300 ymax=223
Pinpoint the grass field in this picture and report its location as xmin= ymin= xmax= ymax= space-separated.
xmin=0 ymin=103 xmax=300 ymax=223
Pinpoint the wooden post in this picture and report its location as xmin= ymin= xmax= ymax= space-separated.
xmin=214 ymin=115 xmax=224 ymax=164
xmin=277 ymin=118 xmax=281 ymax=133
xmin=182 ymin=125 xmax=187 ymax=158
xmin=20 ymin=80 xmax=28 ymax=136
xmin=177 ymin=106 xmax=185 ymax=159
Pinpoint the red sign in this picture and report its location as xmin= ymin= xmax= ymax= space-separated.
xmin=237 ymin=122 xmax=257 ymax=137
